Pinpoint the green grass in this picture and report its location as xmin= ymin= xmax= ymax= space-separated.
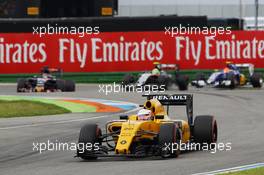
xmin=0 ymin=100 xmax=71 ymax=118
xmin=221 ymin=167 xmax=264 ymax=175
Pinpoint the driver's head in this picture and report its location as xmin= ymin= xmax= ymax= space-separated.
xmin=226 ymin=61 xmax=233 ymax=68
xmin=153 ymin=62 xmax=161 ymax=70
xmin=137 ymin=109 xmax=152 ymax=120
xmin=42 ymin=66 xmax=50 ymax=74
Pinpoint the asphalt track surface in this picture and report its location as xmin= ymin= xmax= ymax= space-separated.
xmin=0 ymin=84 xmax=264 ymax=175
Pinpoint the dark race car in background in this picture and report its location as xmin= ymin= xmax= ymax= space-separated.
xmin=17 ymin=67 xmax=76 ymax=92
xmin=122 ymin=64 xmax=189 ymax=91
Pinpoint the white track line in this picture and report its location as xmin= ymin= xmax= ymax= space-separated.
xmin=192 ymin=162 xmax=264 ymax=175
xmin=0 ymin=107 xmax=141 ymax=130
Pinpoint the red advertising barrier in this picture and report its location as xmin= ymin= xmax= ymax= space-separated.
xmin=0 ymin=31 xmax=264 ymax=73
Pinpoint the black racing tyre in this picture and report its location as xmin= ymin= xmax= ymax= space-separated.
xmin=122 ymin=74 xmax=136 ymax=85
xmin=226 ymin=73 xmax=237 ymax=89
xmin=144 ymin=75 xmax=159 ymax=90
xmin=176 ymin=75 xmax=189 ymax=91
xmin=193 ymin=115 xmax=218 ymax=149
xmin=56 ymin=79 xmax=65 ymax=91
xmin=77 ymin=124 xmax=102 ymax=160
xmin=158 ymin=75 xmax=172 ymax=90
xmin=145 ymin=75 xmax=158 ymax=85
xmin=250 ymin=73 xmax=263 ymax=88
xmin=44 ymin=80 xmax=57 ymax=91
xmin=17 ymin=78 xmax=27 ymax=92
xmin=65 ymin=80 xmax=76 ymax=92
xmin=159 ymin=123 xmax=181 ymax=158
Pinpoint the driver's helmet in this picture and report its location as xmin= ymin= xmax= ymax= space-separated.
xmin=153 ymin=62 xmax=161 ymax=69
xmin=225 ymin=61 xmax=239 ymax=72
xmin=226 ymin=61 xmax=233 ymax=69
xmin=223 ymin=61 xmax=233 ymax=73
xmin=42 ymin=66 xmax=50 ymax=74
xmin=137 ymin=109 xmax=152 ymax=120
xmin=223 ymin=67 xmax=230 ymax=73
xmin=152 ymin=62 xmax=161 ymax=75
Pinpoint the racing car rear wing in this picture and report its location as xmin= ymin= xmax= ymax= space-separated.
xmin=41 ymin=66 xmax=63 ymax=77
xmin=159 ymin=64 xmax=178 ymax=70
xmin=234 ymin=63 xmax=254 ymax=76
xmin=142 ymin=94 xmax=194 ymax=125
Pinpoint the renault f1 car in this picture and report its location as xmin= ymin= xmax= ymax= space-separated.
xmin=191 ymin=63 xmax=263 ymax=89
xmin=17 ymin=67 xmax=75 ymax=92
xmin=122 ymin=64 xmax=189 ymax=91
xmin=76 ymin=94 xmax=218 ymax=159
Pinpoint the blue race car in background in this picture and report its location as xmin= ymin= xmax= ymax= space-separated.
xmin=191 ymin=63 xmax=263 ymax=89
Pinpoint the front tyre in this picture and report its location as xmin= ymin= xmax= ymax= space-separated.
xmin=17 ymin=78 xmax=27 ymax=92
xmin=77 ymin=124 xmax=102 ymax=160
xmin=158 ymin=123 xmax=181 ymax=158
xmin=226 ymin=73 xmax=237 ymax=89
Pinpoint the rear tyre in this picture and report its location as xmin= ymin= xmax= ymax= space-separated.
xmin=65 ymin=80 xmax=76 ymax=92
xmin=77 ymin=124 xmax=102 ymax=160
xmin=17 ymin=78 xmax=27 ymax=92
xmin=176 ymin=75 xmax=189 ymax=91
xmin=56 ymin=79 xmax=65 ymax=91
xmin=250 ymin=73 xmax=263 ymax=88
xmin=193 ymin=115 xmax=217 ymax=149
xmin=159 ymin=123 xmax=181 ymax=158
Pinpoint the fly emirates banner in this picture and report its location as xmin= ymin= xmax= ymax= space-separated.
xmin=0 ymin=31 xmax=263 ymax=73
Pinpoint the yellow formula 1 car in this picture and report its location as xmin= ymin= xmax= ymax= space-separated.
xmin=76 ymin=94 xmax=218 ymax=159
